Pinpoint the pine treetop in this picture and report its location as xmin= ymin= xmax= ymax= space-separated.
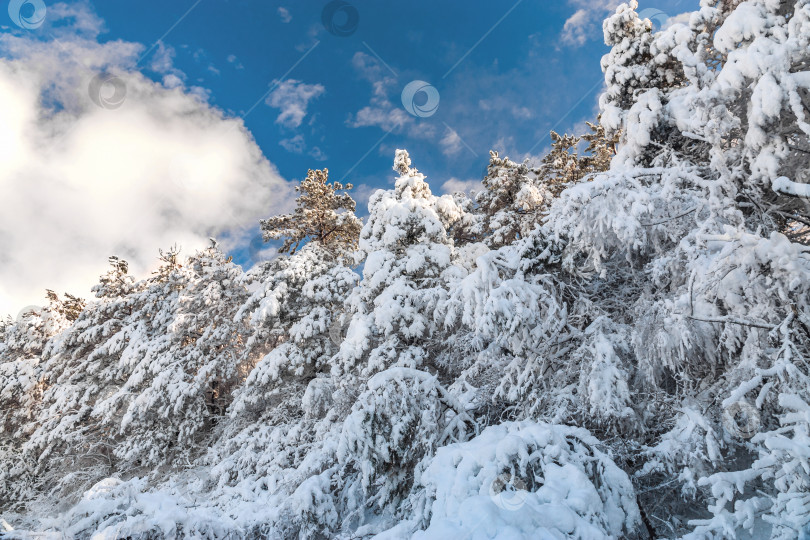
xmin=260 ymin=168 xmax=362 ymax=258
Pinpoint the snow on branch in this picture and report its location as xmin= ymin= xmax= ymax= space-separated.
xmin=773 ymin=176 xmax=810 ymax=198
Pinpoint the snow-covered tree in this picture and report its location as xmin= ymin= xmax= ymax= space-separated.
xmin=336 ymin=367 xmax=475 ymax=531
xmin=208 ymin=243 xmax=358 ymax=507
xmin=15 ymin=252 xmax=186 ymax=504
xmin=0 ymin=293 xmax=78 ymax=509
xmin=334 ymin=150 xmax=463 ymax=380
xmin=261 ymin=167 xmax=362 ymax=259
xmin=382 ymin=421 xmax=642 ymax=539
xmin=544 ymin=0 xmax=810 ymax=535
xmin=201 ymin=175 xmax=363 ymax=538
xmin=4 ymin=1 xmax=810 ymax=538
xmin=475 ymin=150 xmax=551 ymax=248
xmin=110 ymin=242 xmax=251 ymax=469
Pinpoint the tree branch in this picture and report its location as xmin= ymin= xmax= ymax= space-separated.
xmin=687 ymin=315 xmax=774 ymax=330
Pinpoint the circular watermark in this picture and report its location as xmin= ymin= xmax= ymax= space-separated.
xmin=638 ymin=8 xmax=670 ymax=32
xmin=88 ymin=72 xmax=127 ymax=110
xmin=488 ymin=472 xmax=528 ymax=511
xmin=15 ymin=304 xmax=41 ymax=322
xmin=8 ymin=0 xmax=46 ymax=30
xmin=328 ymin=312 xmax=350 ymax=345
xmin=321 ymin=0 xmax=359 ymax=37
xmin=401 ymin=80 xmax=440 ymax=118
xmin=722 ymin=401 xmax=761 ymax=439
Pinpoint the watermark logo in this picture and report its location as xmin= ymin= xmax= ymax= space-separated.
xmin=722 ymin=401 xmax=760 ymax=439
xmin=329 ymin=312 xmax=350 ymax=345
xmin=321 ymin=0 xmax=359 ymax=37
xmin=8 ymin=0 xmax=46 ymax=29
xmin=88 ymin=72 xmax=127 ymax=110
xmin=401 ymin=80 xmax=440 ymax=118
xmin=489 ymin=472 xmax=528 ymax=511
xmin=638 ymin=8 xmax=669 ymax=32
xmin=15 ymin=304 xmax=41 ymax=323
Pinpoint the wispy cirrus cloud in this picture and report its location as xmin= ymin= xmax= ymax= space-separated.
xmin=347 ymin=52 xmax=411 ymax=132
xmin=439 ymin=177 xmax=483 ymax=196
xmin=277 ymin=7 xmax=292 ymax=24
xmin=560 ymin=0 xmax=621 ymax=47
xmin=440 ymin=126 xmax=463 ymax=156
xmin=279 ymin=134 xmax=327 ymax=161
xmin=265 ymin=79 xmax=325 ymax=129
xmin=347 ymin=52 xmax=440 ymax=142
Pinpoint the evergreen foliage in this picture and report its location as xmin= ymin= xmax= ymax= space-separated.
xmin=2 ymin=1 xmax=810 ymax=538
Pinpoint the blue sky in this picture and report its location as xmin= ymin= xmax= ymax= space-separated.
xmin=0 ymin=0 xmax=696 ymax=315
xmin=88 ymin=0 xmax=693 ymax=194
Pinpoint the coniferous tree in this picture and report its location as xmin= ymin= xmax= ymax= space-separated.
xmin=475 ymin=151 xmax=550 ymax=248
xmin=3 ymin=1 xmax=810 ymax=538
xmin=260 ymin=168 xmax=362 ymax=259
xmin=206 ymin=169 xmax=363 ymax=538
xmin=334 ymin=150 xmax=463 ymax=380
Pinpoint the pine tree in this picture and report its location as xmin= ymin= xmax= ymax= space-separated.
xmin=0 ymin=292 xmax=77 ymax=509
xmin=580 ymin=117 xmax=619 ymax=174
xmin=93 ymin=256 xmax=136 ymax=299
xmin=334 ymin=150 xmax=461 ymax=380
xmin=545 ymin=0 xmax=810 ymax=535
xmin=260 ymin=168 xmax=362 ymax=259
xmin=4 ymin=1 xmax=810 ymax=538
xmin=16 ymin=247 xmax=210 ymax=503
xmin=475 ymin=150 xmax=550 ymax=248
xmin=111 ymin=241 xmax=251 ymax=469
xmin=45 ymin=290 xmax=86 ymax=322
xmin=541 ymin=131 xmax=583 ymax=194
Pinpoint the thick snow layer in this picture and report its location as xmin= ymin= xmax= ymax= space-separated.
xmin=773 ymin=176 xmax=810 ymax=198
xmin=377 ymin=421 xmax=640 ymax=539
xmin=4 ymin=1 xmax=810 ymax=538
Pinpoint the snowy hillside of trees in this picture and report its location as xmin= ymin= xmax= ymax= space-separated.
xmin=2 ymin=1 xmax=810 ymax=538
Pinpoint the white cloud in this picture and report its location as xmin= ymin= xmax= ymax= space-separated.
xmin=265 ymin=79 xmax=325 ymax=129
xmin=0 ymin=7 xmax=293 ymax=316
xmin=150 ymin=41 xmax=194 ymax=88
xmin=351 ymin=105 xmax=411 ymax=131
xmin=348 ymin=53 xmax=410 ymax=132
xmin=280 ymin=134 xmax=306 ymax=153
xmin=663 ymin=12 xmax=692 ymax=29
xmin=46 ymin=1 xmax=106 ymax=37
xmin=278 ymin=7 xmax=292 ymax=23
xmin=440 ymin=127 xmax=463 ymax=156
xmin=226 ymin=54 xmax=244 ymax=70
xmin=349 ymin=183 xmax=380 ymax=212
xmin=309 ymin=146 xmax=327 ymax=161
xmin=347 ymin=52 xmax=440 ymax=141
xmin=560 ymin=1 xmax=621 ymax=47
xmin=561 ymin=9 xmax=591 ymax=46
xmin=439 ymin=177 xmax=483 ymax=196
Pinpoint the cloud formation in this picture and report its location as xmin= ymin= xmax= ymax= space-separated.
xmin=265 ymin=79 xmax=325 ymax=129
xmin=440 ymin=126 xmax=463 ymax=156
xmin=560 ymin=1 xmax=621 ymax=47
xmin=277 ymin=7 xmax=292 ymax=24
xmin=439 ymin=177 xmax=483 ymax=196
xmin=347 ymin=52 xmax=439 ymax=143
xmin=0 ymin=5 xmax=293 ymax=317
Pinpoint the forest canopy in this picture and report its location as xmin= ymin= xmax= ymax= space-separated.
xmin=2 ymin=1 xmax=810 ymax=538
